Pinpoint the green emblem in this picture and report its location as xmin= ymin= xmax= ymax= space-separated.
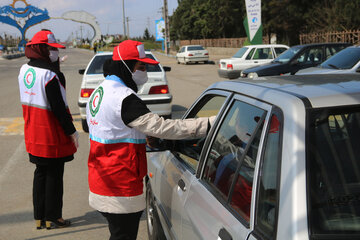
xmin=24 ymin=68 xmax=36 ymax=89
xmin=89 ymin=86 xmax=104 ymax=117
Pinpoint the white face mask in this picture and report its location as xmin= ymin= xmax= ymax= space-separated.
xmin=132 ymin=70 xmax=148 ymax=85
xmin=49 ymin=50 xmax=59 ymax=62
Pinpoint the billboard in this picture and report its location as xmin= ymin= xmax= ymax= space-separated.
xmin=155 ymin=18 xmax=165 ymax=41
xmin=245 ymin=0 xmax=262 ymax=43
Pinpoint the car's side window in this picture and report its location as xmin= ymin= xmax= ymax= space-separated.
xmin=202 ymin=99 xmax=266 ymax=224
xmin=253 ymin=48 xmax=273 ymax=60
xmin=297 ymin=47 xmax=322 ymax=64
xmin=254 ymin=112 xmax=282 ymax=239
xmin=174 ymin=95 xmax=227 ymax=172
xmin=246 ymin=48 xmax=256 ymax=60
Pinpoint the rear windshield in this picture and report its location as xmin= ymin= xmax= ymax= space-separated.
xmin=86 ymin=54 xmax=112 ymax=74
xmin=187 ymin=46 xmax=205 ymax=51
xmin=308 ymin=106 xmax=360 ymax=238
xmin=86 ymin=53 xmax=161 ymax=74
xmin=233 ymin=47 xmax=248 ymax=58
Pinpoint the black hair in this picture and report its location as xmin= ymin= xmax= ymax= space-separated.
xmin=103 ymin=59 xmax=138 ymax=92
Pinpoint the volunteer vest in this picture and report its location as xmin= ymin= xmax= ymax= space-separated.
xmin=18 ymin=64 xmax=76 ymax=158
xmin=87 ymin=79 xmax=147 ymax=197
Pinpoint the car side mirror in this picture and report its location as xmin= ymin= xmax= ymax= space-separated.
xmin=163 ymin=66 xmax=171 ymax=72
xmin=79 ymin=69 xmax=85 ymax=75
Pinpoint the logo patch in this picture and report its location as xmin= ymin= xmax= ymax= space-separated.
xmin=24 ymin=68 xmax=36 ymax=89
xmin=89 ymin=86 xmax=104 ymax=117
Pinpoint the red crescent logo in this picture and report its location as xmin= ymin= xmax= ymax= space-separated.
xmin=93 ymin=95 xmax=98 ymax=108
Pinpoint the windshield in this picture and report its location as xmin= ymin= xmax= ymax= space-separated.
xmin=233 ymin=47 xmax=248 ymax=58
xmin=308 ymin=106 xmax=360 ymax=237
xmin=321 ymin=47 xmax=360 ymax=70
xmin=188 ymin=46 xmax=205 ymax=51
xmin=145 ymin=53 xmax=161 ymax=72
xmin=273 ymin=46 xmax=302 ymax=63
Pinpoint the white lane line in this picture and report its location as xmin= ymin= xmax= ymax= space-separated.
xmin=0 ymin=140 xmax=26 ymax=192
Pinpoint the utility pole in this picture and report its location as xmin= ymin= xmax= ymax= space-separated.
xmin=122 ymin=0 xmax=126 ymax=39
xmin=126 ymin=17 xmax=130 ymax=38
xmin=163 ymin=0 xmax=170 ymax=55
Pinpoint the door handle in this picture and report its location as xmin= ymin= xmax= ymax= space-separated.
xmin=254 ymin=61 xmax=258 ymax=63
xmin=178 ymin=179 xmax=186 ymax=191
xmin=218 ymin=228 xmax=232 ymax=240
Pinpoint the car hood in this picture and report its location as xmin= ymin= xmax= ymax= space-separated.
xmin=296 ymin=67 xmax=356 ymax=75
xmin=243 ymin=62 xmax=284 ymax=74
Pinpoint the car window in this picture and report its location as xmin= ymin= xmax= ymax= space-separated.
xmin=274 ymin=47 xmax=287 ymax=56
xmin=308 ymin=106 xmax=360 ymax=238
xmin=145 ymin=53 xmax=162 ymax=72
xmin=325 ymin=45 xmax=348 ymax=60
xmin=233 ymin=47 xmax=249 ymax=58
xmin=246 ymin=48 xmax=255 ymax=60
xmin=179 ymin=47 xmax=185 ymax=53
xmin=296 ymin=47 xmax=322 ymax=64
xmin=187 ymin=46 xmax=205 ymax=51
xmin=86 ymin=54 xmax=113 ymax=74
xmin=321 ymin=47 xmax=360 ymax=70
xmin=255 ymin=112 xmax=282 ymax=239
xmin=273 ymin=46 xmax=302 ymax=63
xmin=174 ymin=95 xmax=227 ymax=172
xmin=252 ymin=48 xmax=273 ymax=60
xmin=202 ymin=99 xmax=266 ymax=223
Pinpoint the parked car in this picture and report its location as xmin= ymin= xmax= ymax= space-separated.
xmin=78 ymin=51 xmax=172 ymax=132
xmin=296 ymin=45 xmax=360 ymax=75
xmin=176 ymin=45 xmax=209 ymax=64
xmin=145 ymin=74 xmax=360 ymax=240
xmin=241 ymin=43 xmax=351 ymax=78
xmin=218 ymin=44 xmax=289 ymax=79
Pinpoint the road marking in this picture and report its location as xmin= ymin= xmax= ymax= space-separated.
xmin=0 ymin=116 xmax=84 ymax=136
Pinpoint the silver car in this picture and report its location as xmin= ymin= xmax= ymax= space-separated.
xmin=146 ymin=74 xmax=360 ymax=240
xmin=78 ymin=51 xmax=172 ymax=132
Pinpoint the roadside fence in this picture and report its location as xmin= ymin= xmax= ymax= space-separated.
xmin=299 ymin=30 xmax=360 ymax=45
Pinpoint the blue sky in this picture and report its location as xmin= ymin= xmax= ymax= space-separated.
xmin=0 ymin=0 xmax=178 ymax=41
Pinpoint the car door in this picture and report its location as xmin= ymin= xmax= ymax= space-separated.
xmin=247 ymin=47 xmax=273 ymax=68
xmin=290 ymin=46 xmax=323 ymax=74
xmin=147 ymin=90 xmax=230 ymax=239
xmin=177 ymin=47 xmax=185 ymax=61
xmin=180 ymin=94 xmax=274 ymax=240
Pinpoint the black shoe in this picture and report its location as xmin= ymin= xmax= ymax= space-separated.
xmin=45 ymin=219 xmax=71 ymax=230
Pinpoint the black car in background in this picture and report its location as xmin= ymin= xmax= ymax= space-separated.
xmin=241 ymin=43 xmax=351 ymax=78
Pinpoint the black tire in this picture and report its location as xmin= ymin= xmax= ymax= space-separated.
xmin=146 ymin=181 xmax=166 ymax=240
xmin=82 ymin=119 xmax=89 ymax=133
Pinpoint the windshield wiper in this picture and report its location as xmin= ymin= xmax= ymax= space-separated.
xmin=328 ymin=64 xmax=339 ymax=69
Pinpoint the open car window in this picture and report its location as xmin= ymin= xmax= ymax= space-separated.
xmin=173 ymin=94 xmax=227 ymax=172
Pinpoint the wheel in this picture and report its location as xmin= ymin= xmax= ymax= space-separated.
xmin=81 ymin=119 xmax=89 ymax=133
xmin=146 ymin=181 xmax=166 ymax=240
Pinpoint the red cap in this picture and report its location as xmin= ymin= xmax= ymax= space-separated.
xmin=112 ymin=40 xmax=159 ymax=65
xmin=26 ymin=30 xmax=65 ymax=49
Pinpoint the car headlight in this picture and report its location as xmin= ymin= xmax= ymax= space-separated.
xmin=247 ymin=72 xmax=258 ymax=79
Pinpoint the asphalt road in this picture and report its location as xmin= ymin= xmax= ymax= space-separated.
xmin=0 ymin=48 xmax=225 ymax=240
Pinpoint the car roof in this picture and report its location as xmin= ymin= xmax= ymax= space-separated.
xmin=241 ymin=44 xmax=289 ymax=48
xmin=209 ymin=74 xmax=360 ymax=108
xmin=94 ymin=50 xmax=154 ymax=56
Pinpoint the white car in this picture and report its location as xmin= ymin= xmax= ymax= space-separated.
xmin=218 ymin=44 xmax=289 ymax=79
xmin=146 ymin=74 xmax=360 ymax=240
xmin=176 ymin=45 xmax=209 ymax=64
xmin=78 ymin=51 xmax=172 ymax=132
xmin=296 ymin=45 xmax=360 ymax=75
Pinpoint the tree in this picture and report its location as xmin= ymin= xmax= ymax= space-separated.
xmin=143 ymin=28 xmax=151 ymax=40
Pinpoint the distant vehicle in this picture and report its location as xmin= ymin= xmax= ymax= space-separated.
xmin=78 ymin=51 xmax=172 ymax=132
xmin=241 ymin=43 xmax=351 ymax=78
xmin=296 ymin=45 xmax=360 ymax=75
xmin=176 ymin=45 xmax=209 ymax=64
xmin=218 ymin=44 xmax=289 ymax=79
xmin=146 ymin=74 xmax=360 ymax=240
